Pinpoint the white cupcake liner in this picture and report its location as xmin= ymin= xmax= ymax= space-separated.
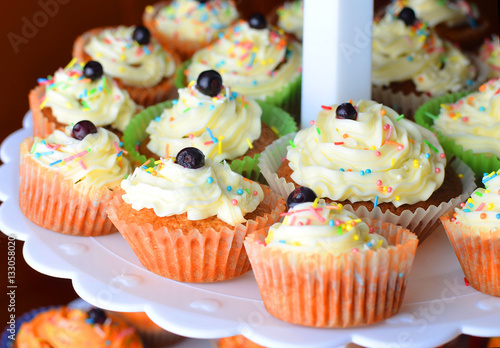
xmin=371 ymin=54 xmax=489 ymax=120
xmin=258 ymin=135 xmax=477 ymax=242
xmin=258 ymin=133 xmax=296 ymax=198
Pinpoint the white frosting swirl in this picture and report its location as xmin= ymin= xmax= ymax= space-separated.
xmin=286 ymin=100 xmax=446 ymax=207
xmin=146 ymin=82 xmax=262 ymax=162
xmin=433 ymin=78 xmax=500 ymax=158
xmin=84 ymin=26 xmax=176 ymax=87
xmin=41 ymin=60 xmax=137 ymax=132
xmin=372 ymin=13 xmax=476 ymax=96
xmin=154 ymin=0 xmax=239 ymax=44
xmin=30 ymin=127 xmax=130 ymax=188
xmin=277 ymin=1 xmax=303 ymax=40
xmin=121 ymin=158 xmax=264 ymax=226
xmin=266 ymin=201 xmax=388 ymax=253
xmin=187 ymin=21 xmax=302 ymax=99
xmin=454 ymin=169 xmax=500 ymax=229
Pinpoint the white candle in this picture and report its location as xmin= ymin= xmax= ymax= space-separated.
xmin=301 ymin=0 xmax=373 ymax=128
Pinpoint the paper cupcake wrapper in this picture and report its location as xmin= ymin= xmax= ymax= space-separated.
xmin=122 ymin=99 xmax=297 ymax=182
xmin=175 ymin=59 xmax=302 ymax=125
xmin=258 ymin=134 xmax=477 ymax=242
xmin=1 ymin=306 xmax=57 ymax=348
xmin=106 ymin=186 xmax=286 ymax=282
xmin=219 ymin=335 xmax=265 ymax=348
xmin=30 ymin=85 xmax=56 ymax=139
xmin=174 ymin=60 xmax=190 ymax=90
xmin=230 ymin=100 xmax=298 ymax=182
xmin=440 ymin=212 xmax=500 ymax=297
xmin=72 ymin=26 xmax=180 ymax=107
xmin=414 ymin=90 xmax=500 ymax=183
xmin=134 ymin=327 xmax=184 ymax=348
xmin=19 ymin=139 xmax=118 ymax=236
xmin=372 ymin=54 xmax=489 ymax=121
xmin=245 ymin=220 xmax=418 ymax=328
xmin=106 ymin=311 xmax=184 ymax=347
xmin=257 ymin=133 xmax=297 ymax=198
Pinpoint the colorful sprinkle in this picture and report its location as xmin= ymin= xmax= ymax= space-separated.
xmin=424 ymin=139 xmax=439 ymax=153
xmin=246 ymin=138 xmax=253 ymax=149
xmin=210 ymin=135 xmax=220 ymax=154
xmin=79 ymin=159 xmax=87 ymax=170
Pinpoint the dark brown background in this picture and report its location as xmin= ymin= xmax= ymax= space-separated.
xmin=0 ymin=0 xmax=498 ymax=346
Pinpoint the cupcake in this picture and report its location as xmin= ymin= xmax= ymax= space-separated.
xmin=30 ymin=59 xmax=139 ymax=139
xmin=259 ymin=100 xmax=476 ymax=241
xmin=143 ymin=0 xmax=240 ymax=60
xmin=10 ymin=306 xmax=143 ymax=347
xmin=244 ymin=191 xmax=418 ymax=328
xmin=480 ymin=35 xmax=500 ymax=79
xmin=267 ymin=1 xmax=303 ymax=42
xmin=414 ymin=77 xmax=500 ymax=182
xmin=371 ymin=7 xmax=482 ymax=120
xmin=19 ymin=121 xmax=130 ymax=236
xmin=440 ymin=169 xmax=500 ymax=297
xmin=107 ymin=311 xmax=184 ymax=347
xmin=184 ymin=14 xmax=303 ymax=123
xmin=219 ymin=335 xmax=265 ymax=348
xmin=72 ymin=25 xmax=180 ymax=107
xmin=106 ymin=147 xmax=286 ymax=282
xmin=124 ymin=70 xmax=296 ymax=181
xmin=385 ymin=0 xmax=491 ymax=51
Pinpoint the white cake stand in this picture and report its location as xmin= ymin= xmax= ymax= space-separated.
xmin=1 ymin=114 xmax=500 ymax=348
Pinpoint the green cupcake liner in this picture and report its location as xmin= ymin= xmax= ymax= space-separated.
xmin=263 ymin=73 xmax=302 ymax=125
xmin=123 ymin=99 xmax=297 ymax=183
xmin=229 ymin=100 xmax=298 ymax=182
xmin=414 ymin=91 xmax=500 ymax=182
xmin=174 ymin=60 xmax=190 ymax=89
xmin=175 ymin=60 xmax=302 ymax=125
xmin=123 ymin=100 xmax=173 ymax=168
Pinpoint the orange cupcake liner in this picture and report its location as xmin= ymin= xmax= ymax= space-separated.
xmin=72 ymin=26 xmax=181 ymax=107
xmin=30 ymin=85 xmax=56 ymax=139
xmin=19 ymin=139 xmax=118 ymax=236
xmin=245 ymin=220 xmax=418 ymax=328
xmin=219 ymin=335 xmax=265 ymax=348
xmin=106 ymin=186 xmax=286 ymax=283
xmin=440 ymin=211 xmax=500 ymax=297
xmin=106 ymin=311 xmax=184 ymax=347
